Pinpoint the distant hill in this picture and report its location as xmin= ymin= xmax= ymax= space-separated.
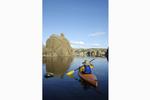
xmin=73 ymin=48 xmax=107 ymax=57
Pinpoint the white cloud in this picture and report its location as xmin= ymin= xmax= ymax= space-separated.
xmin=70 ymin=41 xmax=102 ymax=48
xmin=91 ymin=43 xmax=101 ymax=46
xmin=85 ymin=43 xmax=101 ymax=48
xmin=70 ymin=41 xmax=86 ymax=48
xmin=88 ymin=32 xmax=105 ymax=37
xmin=70 ymin=41 xmax=85 ymax=45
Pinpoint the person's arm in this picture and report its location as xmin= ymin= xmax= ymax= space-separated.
xmin=79 ymin=66 xmax=84 ymax=72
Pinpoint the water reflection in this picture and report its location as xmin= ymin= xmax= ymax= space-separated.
xmin=43 ymin=56 xmax=74 ymax=78
xmin=43 ymin=57 xmax=108 ymax=100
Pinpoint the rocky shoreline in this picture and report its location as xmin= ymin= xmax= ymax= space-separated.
xmin=43 ymin=33 xmax=108 ymax=57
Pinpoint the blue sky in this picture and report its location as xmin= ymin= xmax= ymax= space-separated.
xmin=43 ymin=0 xmax=108 ymax=48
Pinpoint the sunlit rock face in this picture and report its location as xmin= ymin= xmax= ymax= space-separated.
xmin=43 ymin=33 xmax=73 ymax=57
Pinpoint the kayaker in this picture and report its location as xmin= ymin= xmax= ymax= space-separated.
xmin=79 ymin=60 xmax=94 ymax=74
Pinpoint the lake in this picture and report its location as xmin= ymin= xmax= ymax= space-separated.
xmin=43 ymin=56 xmax=108 ymax=100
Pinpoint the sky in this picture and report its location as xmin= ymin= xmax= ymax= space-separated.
xmin=43 ymin=0 xmax=108 ymax=48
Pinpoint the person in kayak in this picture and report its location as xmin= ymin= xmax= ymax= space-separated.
xmin=79 ymin=60 xmax=94 ymax=74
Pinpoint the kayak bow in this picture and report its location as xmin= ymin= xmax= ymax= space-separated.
xmin=78 ymin=72 xmax=98 ymax=87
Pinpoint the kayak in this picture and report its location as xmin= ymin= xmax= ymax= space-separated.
xmin=78 ymin=72 xmax=98 ymax=87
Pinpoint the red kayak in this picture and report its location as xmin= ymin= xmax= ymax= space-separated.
xmin=78 ymin=72 xmax=98 ymax=87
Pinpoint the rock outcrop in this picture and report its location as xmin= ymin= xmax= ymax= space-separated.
xmin=43 ymin=33 xmax=73 ymax=57
xmin=73 ymin=48 xmax=107 ymax=57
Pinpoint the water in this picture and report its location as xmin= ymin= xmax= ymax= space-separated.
xmin=43 ymin=56 xmax=108 ymax=100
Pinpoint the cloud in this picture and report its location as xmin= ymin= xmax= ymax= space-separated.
xmin=70 ymin=41 xmax=85 ymax=45
xmin=90 ymin=43 xmax=101 ymax=46
xmin=88 ymin=32 xmax=105 ymax=37
xmin=85 ymin=43 xmax=101 ymax=48
xmin=70 ymin=41 xmax=86 ymax=48
xmin=70 ymin=41 xmax=102 ymax=48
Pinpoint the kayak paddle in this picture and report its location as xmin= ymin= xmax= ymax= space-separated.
xmin=66 ymin=68 xmax=79 ymax=76
xmin=66 ymin=58 xmax=95 ymax=76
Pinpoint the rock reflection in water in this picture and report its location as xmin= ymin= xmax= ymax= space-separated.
xmin=43 ymin=56 xmax=74 ymax=78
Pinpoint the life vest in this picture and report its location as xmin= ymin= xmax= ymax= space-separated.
xmin=83 ymin=65 xmax=92 ymax=74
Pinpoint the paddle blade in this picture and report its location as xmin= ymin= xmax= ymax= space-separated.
xmin=67 ymin=74 xmax=74 ymax=78
xmin=66 ymin=70 xmax=75 ymax=76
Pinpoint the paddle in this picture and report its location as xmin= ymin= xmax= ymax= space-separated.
xmin=66 ymin=58 xmax=95 ymax=76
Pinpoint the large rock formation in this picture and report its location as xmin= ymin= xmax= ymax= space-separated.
xmin=43 ymin=33 xmax=73 ymax=57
